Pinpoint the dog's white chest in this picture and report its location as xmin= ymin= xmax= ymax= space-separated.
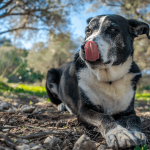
xmin=78 ymin=68 xmax=135 ymax=115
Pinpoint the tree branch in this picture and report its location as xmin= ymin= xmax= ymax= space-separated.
xmin=0 ymin=0 xmax=13 ymax=10
xmin=134 ymin=9 xmax=150 ymax=24
xmin=0 ymin=26 xmax=50 ymax=35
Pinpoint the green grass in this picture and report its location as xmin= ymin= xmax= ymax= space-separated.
xmin=0 ymin=81 xmax=150 ymax=102
xmin=0 ymin=81 xmax=47 ymax=98
xmin=134 ymin=144 xmax=148 ymax=150
xmin=135 ymin=93 xmax=150 ymax=101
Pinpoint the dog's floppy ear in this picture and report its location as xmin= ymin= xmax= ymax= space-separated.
xmin=128 ymin=19 xmax=150 ymax=39
xmin=86 ymin=17 xmax=93 ymax=24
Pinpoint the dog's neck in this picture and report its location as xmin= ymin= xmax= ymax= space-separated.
xmin=88 ymin=56 xmax=132 ymax=82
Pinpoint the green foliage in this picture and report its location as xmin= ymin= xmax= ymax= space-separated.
xmin=134 ymin=144 xmax=148 ymax=150
xmin=0 ymin=0 xmax=86 ymax=39
xmin=0 ymin=34 xmax=78 ymax=85
xmin=0 ymin=39 xmax=44 ymax=83
xmin=135 ymin=93 xmax=150 ymax=101
xmin=0 ymin=81 xmax=47 ymax=98
xmin=27 ymin=32 xmax=78 ymax=75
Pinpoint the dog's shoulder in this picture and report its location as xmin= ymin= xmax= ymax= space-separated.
xmin=128 ymin=61 xmax=142 ymax=90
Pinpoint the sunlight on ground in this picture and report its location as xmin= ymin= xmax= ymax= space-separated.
xmin=0 ymin=82 xmax=150 ymax=103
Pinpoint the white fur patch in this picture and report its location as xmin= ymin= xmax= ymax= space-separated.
xmin=105 ymin=125 xmax=140 ymax=147
xmin=78 ymin=56 xmax=136 ymax=115
xmin=49 ymin=83 xmax=58 ymax=95
xmin=87 ymin=16 xmax=107 ymax=41
xmin=85 ymin=16 xmax=116 ymax=63
xmin=91 ymin=56 xmax=132 ymax=81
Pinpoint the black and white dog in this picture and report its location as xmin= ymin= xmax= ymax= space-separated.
xmin=46 ymin=14 xmax=150 ymax=148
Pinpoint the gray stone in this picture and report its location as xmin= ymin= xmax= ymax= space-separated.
xmin=2 ymin=129 xmax=9 ymax=132
xmin=17 ymin=144 xmax=30 ymax=150
xmin=0 ymin=145 xmax=5 ymax=150
xmin=23 ymin=139 xmax=29 ymax=144
xmin=31 ymin=145 xmax=43 ymax=150
xmin=97 ymin=144 xmax=113 ymax=150
xmin=1 ymin=118 xmax=6 ymax=121
xmin=0 ymin=101 xmax=11 ymax=111
xmin=29 ymin=143 xmax=37 ymax=148
xmin=43 ymin=136 xmax=61 ymax=149
xmin=73 ymin=134 xmax=96 ymax=150
xmin=97 ymin=144 xmax=107 ymax=150
xmin=5 ymin=108 xmax=15 ymax=113
xmin=33 ymin=109 xmax=42 ymax=114
xmin=12 ymin=101 xmax=19 ymax=107
xmin=15 ymin=138 xmax=24 ymax=144
xmin=62 ymin=139 xmax=70 ymax=146
xmin=5 ymin=148 xmax=13 ymax=150
xmin=21 ymin=105 xmax=35 ymax=113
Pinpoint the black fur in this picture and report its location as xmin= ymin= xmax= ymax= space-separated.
xmin=46 ymin=14 xmax=149 ymax=148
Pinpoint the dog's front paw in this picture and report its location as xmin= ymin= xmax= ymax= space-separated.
xmin=131 ymin=131 xmax=146 ymax=145
xmin=105 ymin=126 xmax=138 ymax=148
xmin=58 ymin=103 xmax=66 ymax=111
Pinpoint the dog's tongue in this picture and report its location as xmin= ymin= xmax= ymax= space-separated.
xmin=84 ymin=41 xmax=99 ymax=61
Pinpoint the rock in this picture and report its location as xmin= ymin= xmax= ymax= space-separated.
xmin=43 ymin=136 xmax=61 ymax=149
xmin=23 ymin=139 xmax=29 ymax=144
xmin=1 ymin=118 xmax=6 ymax=121
xmin=0 ymin=145 xmax=5 ymax=150
xmin=9 ymin=118 xmax=16 ymax=123
xmin=63 ymin=146 xmax=70 ymax=150
xmin=97 ymin=144 xmax=113 ymax=150
xmin=144 ymin=106 xmax=149 ymax=109
xmin=2 ymin=129 xmax=9 ymax=132
xmin=29 ymin=143 xmax=37 ymax=148
xmin=15 ymin=138 xmax=24 ymax=144
xmin=62 ymin=139 xmax=70 ymax=146
xmin=144 ymin=112 xmax=150 ymax=116
xmin=73 ymin=134 xmax=96 ymax=150
xmin=97 ymin=144 xmax=107 ymax=150
xmin=18 ymin=144 xmax=30 ymax=150
xmin=33 ymin=109 xmax=42 ymax=114
xmin=5 ymin=148 xmax=13 ymax=150
xmin=5 ymin=108 xmax=15 ymax=113
xmin=140 ymin=117 xmax=144 ymax=122
xmin=0 ymin=101 xmax=11 ymax=111
xmin=31 ymin=145 xmax=43 ymax=150
xmin=21 ymin=105 xmax=35 ymax=113
xmin=12 ymin=101 xmax=19 ymax=107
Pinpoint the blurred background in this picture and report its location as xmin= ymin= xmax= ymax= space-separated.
xmin=0 ymin=0 xmax=150 ymax=104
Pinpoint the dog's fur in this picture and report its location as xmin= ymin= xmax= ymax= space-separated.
xmin=46 ymin=14 xmax=150 ymax=148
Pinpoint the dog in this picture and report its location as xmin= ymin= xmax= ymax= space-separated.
xmin=46 ymin=14 xmax=150 ymax=148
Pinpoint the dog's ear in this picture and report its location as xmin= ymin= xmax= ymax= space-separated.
xmin=128 ymin=19 xmax=150 ymax=39
xmin=86 ymin=17 xmax=93 ymax=24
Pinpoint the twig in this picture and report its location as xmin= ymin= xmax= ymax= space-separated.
xmin=8 ymin=131 xmax=65 ymax=139
xmin=0 ymin=126 xmax=16 ymax=130
xmin=143 ymin=131 xmax=150 ymax=134
xmin=92 ymin=132 xmax=100 ymax=140
xmin=0 ymin=133 xmax=17 ymax=149
xmin=142 ymin=124 xmax=150 ymax=130
xmin=57 ymin=144 xmax=61 ymax=150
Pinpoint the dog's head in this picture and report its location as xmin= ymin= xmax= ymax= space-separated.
xmin=80 ymin=14 xmax=150 ymax=69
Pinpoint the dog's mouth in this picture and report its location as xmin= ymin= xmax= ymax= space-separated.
xmin=81 ymin=41 xmax=111 ymax=66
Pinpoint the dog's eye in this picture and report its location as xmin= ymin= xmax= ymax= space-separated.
xmin=86 ymin=28 xmax=91 ymax=33
xmin=109 ymin=27 xmax=118 ymax=32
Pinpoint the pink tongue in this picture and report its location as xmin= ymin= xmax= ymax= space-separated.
xmin=84 ymin=41 xmax=99 ymax=61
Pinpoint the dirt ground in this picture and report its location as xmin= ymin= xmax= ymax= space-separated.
xmin=0 ymin=96 xmax=150 ymax=150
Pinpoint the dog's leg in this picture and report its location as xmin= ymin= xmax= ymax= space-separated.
xmin=78 ymin=105 xmax=143 ymax=148
xmin=58 ymin=103 xmax=73 ymax=114
xmin=116 ymin=114 xmax=146 ymax=145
